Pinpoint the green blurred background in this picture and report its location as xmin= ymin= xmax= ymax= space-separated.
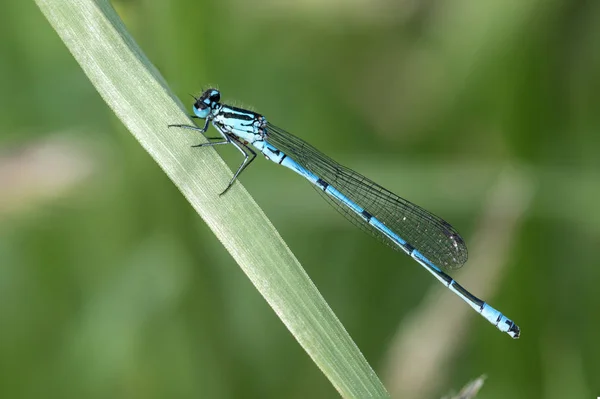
xmin=2 ymin=0 xmax=600 ymax=398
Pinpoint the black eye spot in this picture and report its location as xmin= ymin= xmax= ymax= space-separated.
xmin=209 ymin=90 xmax=220 ymax=103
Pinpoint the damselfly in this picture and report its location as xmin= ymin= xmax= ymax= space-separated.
xmin=169 ymin=89 xmax=520 ymax=338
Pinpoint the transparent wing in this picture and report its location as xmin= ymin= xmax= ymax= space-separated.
xmin=265 ymin=122 xmax=468 ymax=270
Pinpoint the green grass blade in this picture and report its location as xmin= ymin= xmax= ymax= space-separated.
xmin=34 ymin=0 xmax=390 ymax=397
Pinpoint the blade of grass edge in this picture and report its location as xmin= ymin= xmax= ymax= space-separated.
xmin=34 ymin=0 xmax=390 ymax=397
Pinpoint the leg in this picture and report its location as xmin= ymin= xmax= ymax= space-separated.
xmin=168 ymin=117 xmax=210 ymax=133
xmin=170 ymin=119 xmax=228 ymax=147
xmin=219 ymin=140 xmax=257 ymax=196
xmin=191 ymin=140 xmax=230 ymax=148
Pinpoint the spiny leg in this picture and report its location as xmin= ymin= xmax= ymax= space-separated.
xmin=169 ymin=122 xmax=256 ymax=195
xmin=219 ymin=139 xmax=257 ymax=196
xmin=192 ymin=140 xmax=230 ymax=148
xmin=169 ymin=119 xmax=228 ymax=147
xmin=168 ymin=117 xmax=210 ymax=133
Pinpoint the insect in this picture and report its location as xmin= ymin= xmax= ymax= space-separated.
xmin=169 ymin=89 xmax=520 ymax=338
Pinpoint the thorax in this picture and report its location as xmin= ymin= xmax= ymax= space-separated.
xmin=212 ymin=105 xmax=266 ymax=144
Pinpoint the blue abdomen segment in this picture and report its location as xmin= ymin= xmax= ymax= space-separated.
xmin=255 ymin=141 xmax=321 ymax=184
xmin=258 ymin=142 xmax=519 ymax=338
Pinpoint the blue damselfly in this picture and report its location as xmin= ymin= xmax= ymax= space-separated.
xmin=170 ymin=89 xmax=520 ymax=338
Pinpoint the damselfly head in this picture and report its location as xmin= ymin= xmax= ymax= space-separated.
xmin=193 ymin=89 xmax=221 ymax=119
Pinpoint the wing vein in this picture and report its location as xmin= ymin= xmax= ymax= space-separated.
xmin=265 ymin=122 xmax=468 ymax=270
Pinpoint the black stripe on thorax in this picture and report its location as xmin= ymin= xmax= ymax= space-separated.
xmin=221 ymin=105 xmax=262 ymax=121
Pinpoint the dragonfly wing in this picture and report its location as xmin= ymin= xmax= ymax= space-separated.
xmin=265 ymin=122 xmax=468 ymax=270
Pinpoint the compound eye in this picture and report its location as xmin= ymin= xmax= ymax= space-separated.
xmin=193 ymin=103 xmax=210 ymax=119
